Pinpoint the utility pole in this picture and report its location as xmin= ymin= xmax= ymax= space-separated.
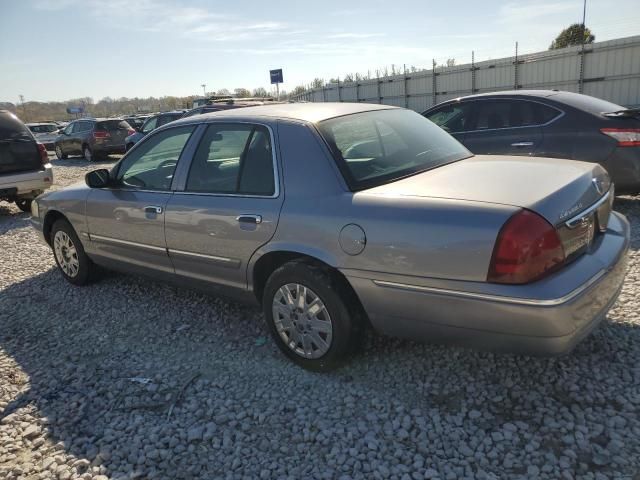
xmin=579 ymin=0 xmax=587 ymax=93
xmin=19 ymin=95 xmax=27 ymax=122
xmin=201 ymin=84 xmax=206 ymax=97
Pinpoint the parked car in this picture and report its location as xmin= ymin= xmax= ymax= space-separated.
xmin=26 ymin=122 xmax=60 ymax=150
xmin=31 ymin=103 xmax=629 ymax=371
xmin=125 ymin=111 xmax=184 ymax=150
xmin=181 ymin=99 xmax=276 ymax=119
xmin=422 ymin=90 xmax=640 ymax=194
xmin=123 ymin=116 xmax=148 ymax=130
xmin=54 ymin=118 xmax=135 ymax=161
xmin=0 ymin=111 xmax=53 ymax=212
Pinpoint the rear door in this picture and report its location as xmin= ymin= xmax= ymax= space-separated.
xmin=71 ymin=121 xmax=90 ymax=154
xmin=0 ymin=112 xmax=41 ymax=175
xmin=462 ymin=99 xmax=543 ymax=155
xmin=164 ymin=122 xmax=283 ymax=290
xmin=85 ymin=125 xmax=197 ymax=272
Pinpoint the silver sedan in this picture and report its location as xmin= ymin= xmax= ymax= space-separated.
xmin=30 ymin=103 xmax=630 ymax=371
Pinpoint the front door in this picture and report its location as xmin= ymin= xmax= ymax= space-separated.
xmin=164 ymin=123 xmax=283 ymax=290
xmin=85 ymin=124 xmax=197 ymax=273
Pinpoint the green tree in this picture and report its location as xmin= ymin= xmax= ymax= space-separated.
xmin=234 ymin=88 xmax=251 ymax=98
xmin=550 ymin=23 xmax=594 ymax=50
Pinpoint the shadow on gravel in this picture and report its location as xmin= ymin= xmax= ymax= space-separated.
xmin=1 ymin=260 xmax=640 ymax=478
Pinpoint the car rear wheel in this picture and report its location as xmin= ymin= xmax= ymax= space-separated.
xmin=82 ymin=145 xmax=93 ymax=161
xmin=51 ymin=219 xmax=95 ymax=286
xmin=263 ymin=260 xmax=361 ymax=371
xmin=15 ymin=199 xmax=32 ymax=213
xmin=55 ymin=145 xmax=67 ymax=160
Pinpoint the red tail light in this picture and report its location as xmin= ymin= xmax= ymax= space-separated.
xmin=93 ymin=130 xmax=111 ymax=139
xmin=488 ymin=210 xmax=565 ymax=284
xmin=127 ymin=128 xmax=136 ymax=136
xmin=36 ymin=143 xmax=48 ymax=165
xmin=600 ymin=128 xmax=640 ymax=147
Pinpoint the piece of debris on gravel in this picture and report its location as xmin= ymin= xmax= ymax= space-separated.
xmin=1 ymin=156 xmax=639 ymax=479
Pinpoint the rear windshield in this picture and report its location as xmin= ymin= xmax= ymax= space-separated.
xmin=317 ymin=109 xmax=471 ymax=190
xmin=555 ymin=92 xmax=624 ymax=115
xmin=0 ymin=112 xmax=33 ymax=142
xmin=29 ymin=124 xmax=58 ymax=133
xmin=96 ymin=120 xmax=131 ymax=131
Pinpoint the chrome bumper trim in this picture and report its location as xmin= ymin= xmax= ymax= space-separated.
xmin=373 ymin=269 xmax=607 ymax=307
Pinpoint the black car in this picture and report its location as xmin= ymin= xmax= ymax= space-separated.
xmin=423 ymin=90 xmax=640 ymax=194
xmin=125 ymin=111 xmax=184 ymax=150
xmin=55 ymin=118 xmax=135 ymax=161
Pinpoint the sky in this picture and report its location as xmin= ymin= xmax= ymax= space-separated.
xmin=1 ymin=0 xmax=639 ymax=103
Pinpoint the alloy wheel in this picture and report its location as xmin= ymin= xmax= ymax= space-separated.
xmin=272 ymin=283 xmax=333 ymax=359
xmin=53 ymin=230 xmax=80 ymax=278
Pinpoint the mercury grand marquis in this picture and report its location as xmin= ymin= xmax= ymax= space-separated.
xmin=31 ymin=103 xmax=630 ymax=371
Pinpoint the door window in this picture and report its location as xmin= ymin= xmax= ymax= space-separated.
xmin=471 ymin=100 xmax=559 ymax=131
xmin=424 ymin=103 xmax=474 ymax=133
xmin=63 ymin=124 xmax=74 ymax=135
xmin=116 ymin=125 xmax=195 ymax=191
xmin=157 ymin=114 xmax=182 ymax=127
xmin=141 ymin=116 xmax=158 ymax=134
xmin=71 ymin=122 xmax=85 ymax=133
xmin=186 ymin=124 xmax=276 ymax=196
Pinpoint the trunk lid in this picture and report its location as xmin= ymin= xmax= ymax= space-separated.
xmin=95 ymin=120 xmax=130 ymax=147
xmin=364 ymin=155 xmax=610 ymax=227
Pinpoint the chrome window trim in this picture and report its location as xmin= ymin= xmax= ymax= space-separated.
xmin=373 ymin=269 xmax=606 ymax=307
xmin=89 ymin=234 xmax=166 ymax=252
xmin=564 ymin=189 xmax=612 ymax=229
xmin=427 ymin=98 xmax=565 ymax=135
xmin=175 ymin=120 xmax=281 ymax=200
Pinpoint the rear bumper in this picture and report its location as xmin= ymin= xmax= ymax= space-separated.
xmin=0 ymin=164 xmax=53 ymax=198
xmin=603 ymin=146 xmax=640 ymax=194
xmin=344 ymin=212 xmax=630 ymax=356
xmin=92 ymin=144 xmax=126 ymax=155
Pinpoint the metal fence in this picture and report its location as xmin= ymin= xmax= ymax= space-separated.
xmin=290 ymin=35 xmax=640 ymax=110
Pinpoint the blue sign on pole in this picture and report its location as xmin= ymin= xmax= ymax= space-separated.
xmin=270 ymin=69 xmax=283 ymax=84
xmin=66 ymin=106 xmax=84 ymax=114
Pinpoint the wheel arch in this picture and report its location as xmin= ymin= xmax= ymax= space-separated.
xmin=250 ymin=248 xmax=369 ymax=325
xmin=42 ymin=209 xmax=69 ymax=246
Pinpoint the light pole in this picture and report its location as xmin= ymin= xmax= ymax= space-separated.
xmin=201 ymin=84 xmax=206 ymax=97
xmin=19 ymin=95 xmax=27 ymax=122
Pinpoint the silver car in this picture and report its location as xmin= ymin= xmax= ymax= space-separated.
xmin=31 ymin=103 xmax=630 ymax=371
xmin=26 ymin=122 xmax=60 ymax=150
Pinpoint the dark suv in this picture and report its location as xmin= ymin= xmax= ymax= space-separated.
xmin=54 ymin=118 xmax=135 ymax=161
xmin=423 ymin=90 xmax=640 ymax=194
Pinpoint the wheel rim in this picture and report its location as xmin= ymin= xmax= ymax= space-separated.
xmin=53 ymin=231 xmax=80 ymax=278
xmin=55 ymin=145 xmax=62 ymax=158
xmin=272 ymin=283 xmax=333 ymax=359
xmin=84 ymin=147 xmax=92 ymax=161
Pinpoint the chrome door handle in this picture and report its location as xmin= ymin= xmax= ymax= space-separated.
xmin=236 ymin=214 xmax=262 ymax=224
xmin=511 ymin=142 xmax=534 ymax=147
xmin=144 ymin=205 xmax=163 ymax=214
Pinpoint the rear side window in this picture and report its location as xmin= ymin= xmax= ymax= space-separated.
xmin=0 ymin=112 xmax=32 ymax=141
xmin=186 ymin=124 xmax=275 ymax=196
xmin=472 ymin=100 xmax=559 ymax=130
xmin=96 ymin=120 xmax=130 ymax=131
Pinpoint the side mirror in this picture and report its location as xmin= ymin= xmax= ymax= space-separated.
xmin=85 ymin=169 xmax=110 ymax=188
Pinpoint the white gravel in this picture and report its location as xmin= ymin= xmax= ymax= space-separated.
xmin=1 ymin=155 xmax=639 ymax=480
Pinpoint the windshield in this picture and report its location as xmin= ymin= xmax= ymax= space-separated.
xmin=96 ymin=120 xmax=131 ymax=131
xmin=317 ymin=109 xmax=471 ymax=190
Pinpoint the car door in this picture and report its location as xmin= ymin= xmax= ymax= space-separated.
xmin=85 ymin=124 xmax=197 ymax=273
xmin=71 ymin=121 xmax=91 ymax=154
xmin=164 ymin=122 xmax=283 ymax=290
xmin=423 ymin=101 xmax=475 ymax=144
xmin=462 ymin=99 xmax=544 ymax=155
xmin=59 ymin=122 xmax=75 ymax=153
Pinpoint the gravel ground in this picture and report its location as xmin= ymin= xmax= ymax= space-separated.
xmin=1 ymin=155 xmax=640 ymax=480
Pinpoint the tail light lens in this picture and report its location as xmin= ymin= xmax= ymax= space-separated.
xmin=600 ymin=128 xmax=640 ymax=147
xmin=488 ymin=210 xmax=565 ymax=284
xmin=36 ymin=143 xmax=48 ymax=165
xmin=127 ymin=128 xmax=136 ymax=136
xmin=93 ymin=130 xmax=111 ymax=139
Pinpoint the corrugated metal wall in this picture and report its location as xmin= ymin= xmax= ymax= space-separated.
xmin=292 ymin=35 xmax=640 ymax=109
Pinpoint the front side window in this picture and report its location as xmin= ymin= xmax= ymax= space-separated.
xmin=116 ymin=125 xmax=195 ymax=191
xmin=186 ymin=124 xmax=275 ymax=196
xmin=71 ymin=122 xmax=85 ymax=134
xmin=141 ymin=116 xmax=158 ymax=134
xmin=318 ymin=109 xmax=471 ymax=190
xmin=158 ymin=114 xmax=182 ymax=127
xmin=425 ymin=103 xmax=474 ymax=133
xmin=63 ymin=124 xmax=74 ymax=135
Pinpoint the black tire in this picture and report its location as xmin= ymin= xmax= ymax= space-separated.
xmin=50 ymin=219 xmax=95 ymax=286
xmin=82 ymin=144 xmax=93 ymax=161
xmin=15 ymin=199 xmax=32 ymax=213
xmin=55 ymin=144 xmax=67 ymax=160
xmin=262 ymin=260 xmax=362 ymax=372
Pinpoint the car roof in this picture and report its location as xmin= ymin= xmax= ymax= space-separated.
xmin=26 ymin=122 xmax=57 ymax=126
xmin=174 ymin=102 xmax=398 ymax=125
xmin=452 ymin=90 xmax=562 ymax=101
